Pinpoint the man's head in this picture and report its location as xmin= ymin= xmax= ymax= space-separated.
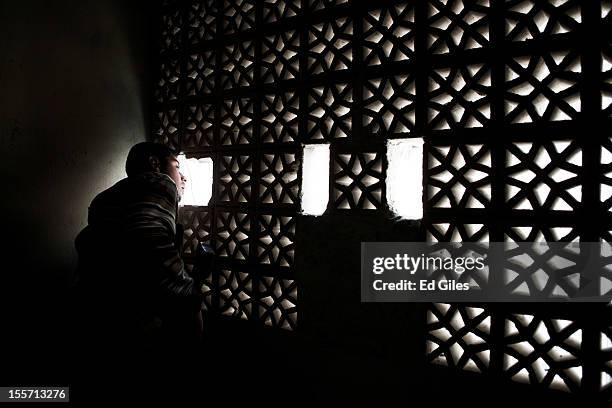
xmin=125 ymin=142 xmax=187 ymax=199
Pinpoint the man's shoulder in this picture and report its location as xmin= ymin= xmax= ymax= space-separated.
xmin=94 ymin=173 xmax=176 ymax=201
xmin=89 ymin=173 xmax=178 ymax=221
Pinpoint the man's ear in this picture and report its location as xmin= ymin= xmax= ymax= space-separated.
xmin=148 ymin=155 xmax=161 ymax=172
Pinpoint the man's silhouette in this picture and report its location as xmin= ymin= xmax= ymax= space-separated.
xmin=72 ymin=142 xmax=205 ymax=400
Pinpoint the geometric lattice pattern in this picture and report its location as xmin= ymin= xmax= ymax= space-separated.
xmin=363 ymin=75 xmax=416 ymax=136
xmin=152 ymin=2 xmax=610 ymax=383
xmin=428 ymin=305 xmax=587 ymax=393
xmin=261 ymin=91 xmax=299 ymax=144
xmin=426 ymin=0 xmax=490 ymax=54
xmin=219 ymin=269 xmax=253 ymax=320
xmin=504 ymin=226 xmax=578 ymax=243
xmin=154 ymin=109 xmax=179 ymax=151
xmin=155 ymin=58 xmax=180 ymax=103
xmin=220 ymin=41 xmax=255 ymax=89
xmin=428 ymin=65 xmax=492 ymax=129
xmin=256 ymin=215 xmax=295 ymax=268
xmin=504 ymin=0 xmax=581 ymax=43
xmin=259 ymin=152 xmax=299 ymax=206
xmin=160 ymin=9 xmax=181 ymax=53
xmin=258 ymin=277 xmax=297 ymax=330
xmin=179 ymin=207 xmax=212 ymax=256
xmin=503 ymin=314 xmax=582 ymax=392
xmin=306 ymin=83 xmax=352 ymax=141
xmin=186 ymin=0 xmax=217 ymax=45
xmin=427 ymin=223 xmax=489 ymax=243
xmin=427 ymin=304 xmax=492 ymax=373
xmin=505 ymin=51 xmax=582 ymax=123
xmin=215 ymin=211 xmax=251 ymax=261
xmin=428 ymin=144 xmax=492 ymax=209
xmin=220 ymin=98 xmax=254 ymax=145
xmin=222 ymin=0 xmax=256 ymax=34
xmin=333 ymin=152 xmax=384 ymax=210
xmin=363 ymin=5 xmax=415 ymax=66
xmin=601 ymin=138 xmax=612 ymax=210
xmin=218 ymin=155 xmax=252 ymax=203
xmin=417 ymin=1 xmax=600 ymax=395
xmin=183 ymin=104 xmax=215 ymax=150
xmin=307 ymin=18 xmax=352 ymax=75
xmin=603 ymin=45 xmax=612 ymax=117
xmin=503 ymin=243 xmax=582 ymax=298
xmin=262 ymin=0 xmax=301 ymax=23
xmin=505 ymin=141 xmax=582 ymax=211
xmin=261 ymin=31 xmax=300 ymax=84
xmin=186 ymin=51 xmax=215 ymax=96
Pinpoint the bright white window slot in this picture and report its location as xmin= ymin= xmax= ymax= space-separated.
xmin=301 ymin=143 xmax=330 ymax=216
xmin=386 ymin=138 xmax=423 ymax=220
xmin=177 ymin=155 xmax=214 ymax=206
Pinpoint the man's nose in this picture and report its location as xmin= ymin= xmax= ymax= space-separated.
xmin=180 ymin=172 xmax=187 ymax=183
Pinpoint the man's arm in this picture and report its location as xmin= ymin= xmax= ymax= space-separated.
xmin=122 ymin=173 xmax=202 ymax=303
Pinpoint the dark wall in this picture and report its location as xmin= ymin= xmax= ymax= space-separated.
xmin=0 ymin=0 xmax=159 ymax=384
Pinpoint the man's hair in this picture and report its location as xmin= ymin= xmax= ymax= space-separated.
xmin=125 ymin=142 xmax=176 ymax=177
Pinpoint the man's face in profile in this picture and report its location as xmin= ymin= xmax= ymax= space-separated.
xmin=163 ymin=155 xmax=186 ymax=200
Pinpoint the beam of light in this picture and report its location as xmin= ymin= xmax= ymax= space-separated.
xmin=177 ymin=155 xmax=214 ymax=206
xmin=301 ymin=143 xmax=330 ymax=216
xmin=387 ymin=138 xmax=423 ymax=220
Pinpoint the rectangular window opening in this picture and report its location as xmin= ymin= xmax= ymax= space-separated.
xmin=177 ymin=154 xmax=214 ymax=207
xmin=301 ymin=143 xmax=330 ymax=216
xmin=386 ymin=138 xmax=423 ymax=220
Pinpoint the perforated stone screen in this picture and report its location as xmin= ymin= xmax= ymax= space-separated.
xmin=152 ymin=0 xmax=612 ymax=401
